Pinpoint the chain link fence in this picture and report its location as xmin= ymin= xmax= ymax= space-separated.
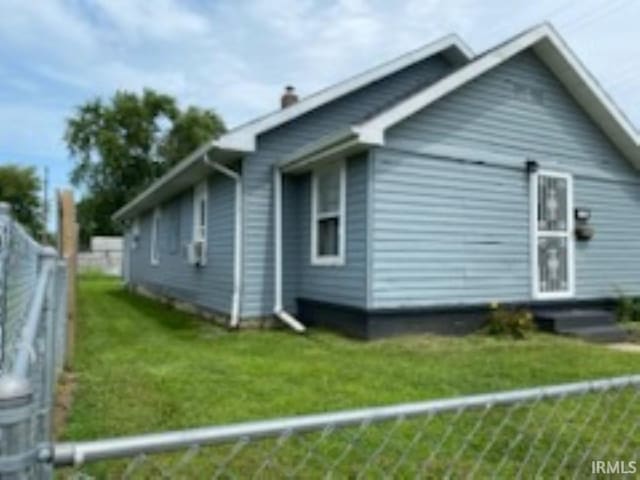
xmin=1 ymin=203 xmax=639 ymax=479
xmin=0 ymin=203 xmax=42 ymax=370
xmin=0 ymin=202 xmax=68 ymax=479
xmin=50 ymin=375 xmax=639 ymax=479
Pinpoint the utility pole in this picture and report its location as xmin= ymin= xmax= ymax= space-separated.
xmin=42 ymin=165 xmax=48 ymax=243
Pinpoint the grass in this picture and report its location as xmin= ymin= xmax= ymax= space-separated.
xmin=61 ymin=276 xmax=640 ymax=477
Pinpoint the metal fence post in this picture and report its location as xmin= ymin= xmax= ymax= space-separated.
xmin=38 ymin=249 xmax=58 ymax=480
xmin=0 ymin=375 xmax=36 ymax=479
xmin=40 ymin=249 xmax=57 ymax=403
xmin=53 ymin=262 xmax=67 ymax=375
xmin=0 ymin=204 xmax=62 ymax=479
xmin=0 ymin=202 xmax=11 ymax=370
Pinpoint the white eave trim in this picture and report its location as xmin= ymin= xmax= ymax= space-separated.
xmin=279 ymin=128 xmax=358 ymax=172
xmin=277 ymin=124 xmax=387 ymax=174
xmin=355 ymin=23 xmax=640 ymax=169
xmin=113 ymin=33 xmax=473 ymax=221
xmin=112 ymin=139 xmax=249 ymax=222
xmin=216 ymin=34 xmax=473 ymax=152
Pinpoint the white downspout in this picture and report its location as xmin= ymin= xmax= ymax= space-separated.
xmin=273 ymin=167 xmax=306 ymax=333
xmin=204 ymin=155 xmax=242 ymax=328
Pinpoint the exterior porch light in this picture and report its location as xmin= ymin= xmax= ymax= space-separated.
xmin=526 ymin=159 xmax=539 ymax=173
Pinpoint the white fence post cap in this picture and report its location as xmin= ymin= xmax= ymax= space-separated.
xmin=0 ymin=375 xmax=32 ymax=403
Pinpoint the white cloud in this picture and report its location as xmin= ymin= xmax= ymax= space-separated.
xmin=0 ymin=0 xmax=98 ymax=59
xmin=0 ymin=0 xmax=638 ymax=197
xmin=91 ymin=61 xmax=189 ymax=95
xmin=92 ymin=0 xmax=211 ymax=41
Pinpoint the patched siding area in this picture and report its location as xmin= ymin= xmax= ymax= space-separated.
xmin=128 ymin=173 xmax=235 ymax=315
xmin=370 ymin=150 xmax=530 ymax=307
xmin=372 ymin=50 xmax=640 ymax=309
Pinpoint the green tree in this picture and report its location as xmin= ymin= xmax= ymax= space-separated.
xmin=0 ymin=164 xmax=43 ymax=237
xmin=159 ymin=106 xmax=226 ymax=167
xmin=65 ymin=89 xmax=225 ymax=239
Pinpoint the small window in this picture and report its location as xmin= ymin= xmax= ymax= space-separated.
xmin=311 ymin=161 xmax=346 ymax=266
xmin=150 ymin=208 xmax=161 ymax=265
xmin=193 ymin=181 xmax=208 ymax=243
xmin=190 ymin=181 xmax=208 ymax=266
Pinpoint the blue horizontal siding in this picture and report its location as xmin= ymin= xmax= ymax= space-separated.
xmin=371 ymin=149 xmax=530 ymax=307
xmin=242 ymin=54 xmax=453 ymax=317
xmin=284 ymin=155 xmax=368 ymax=309
xmin=387 ymin=51 xmax=637 ymax=179
xmin=128 ymin=173 xmax=235 ymax=314
xmin=574 ymin=178 xmax=640 ymax=298
xmin=372 ymin=50 xmax=640 ymax=308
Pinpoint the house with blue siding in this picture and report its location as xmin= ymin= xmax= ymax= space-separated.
xmin=115 ymin=24 xmax=640 ymax=339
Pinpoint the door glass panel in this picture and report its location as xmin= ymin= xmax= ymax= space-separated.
xmin=538 ymin=176 xmax=567 ymax=232
xmin=535 ymin=173 xmax=571 ymax=296
xmin=537 ymin=236 xmax=568 ymax=293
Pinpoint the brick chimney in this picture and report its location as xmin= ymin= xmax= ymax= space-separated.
xmin=281 ymin=85 xmax=299 ymax=108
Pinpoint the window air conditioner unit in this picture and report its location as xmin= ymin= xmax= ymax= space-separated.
xmin=186 ymin=240 xmax=206 ymax=266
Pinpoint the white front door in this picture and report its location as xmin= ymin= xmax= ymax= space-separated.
xmin=531 ymin=170 xmax=574 ymax=299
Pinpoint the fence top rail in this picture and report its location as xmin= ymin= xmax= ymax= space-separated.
xmin=49 ymin=374 xmax=640 ymax=467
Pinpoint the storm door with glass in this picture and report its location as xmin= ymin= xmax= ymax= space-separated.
xmin=531 ymin=171 xmax=574 ymax=299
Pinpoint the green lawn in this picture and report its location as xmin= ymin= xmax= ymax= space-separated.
xmin=62 ymin=276 xmax=640 ymax=478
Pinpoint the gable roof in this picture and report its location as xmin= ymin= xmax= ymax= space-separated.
xmin=351 ymin=23 xmax=640 ymax=169
xmin=115 ymin=23 xmax=640 ymax=221
xmin=216 ymin=34 xmax=473 ymax=152
xmin=113 ymin=35 xmax=472 ymax=221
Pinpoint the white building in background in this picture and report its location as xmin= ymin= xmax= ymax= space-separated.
xmin=78 ymin=236 xmax=123 ymax=276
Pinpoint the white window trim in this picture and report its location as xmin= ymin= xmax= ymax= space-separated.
xmin=530 ymin=169 xmax=575 ymax=300
xmin=310 ymin=160 xmax=346 ymax=266
xmin=150 ymin=207 xmax=161 ymax=266
xmin=193 ymin=181 xmax=208 ymax=243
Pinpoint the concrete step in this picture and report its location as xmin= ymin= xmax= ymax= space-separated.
xmin=534 ymin=309 xmax=616 ymax=331
xmin=560 ymin=325 xmax=629 ymax=343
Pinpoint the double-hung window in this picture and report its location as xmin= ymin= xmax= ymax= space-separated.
xmin=192 ymin=181 xmax=208 ymax=264
xmin=150 ymin=208 xmax=161 ymax=265
xmin=311 ymin=161 xmax=346 ymax=266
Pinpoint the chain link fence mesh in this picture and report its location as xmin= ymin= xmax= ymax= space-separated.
xmin=0 ymin=203 xmax=68 ymax=479
xmin=0 ymin=207 xmax=41 ymax=371
xmin=1 ymin=204 xmax=637 ymax=479
xmin=56 ymin=377 xmax=639 ymax=479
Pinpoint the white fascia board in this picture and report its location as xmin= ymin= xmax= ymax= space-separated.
xmin=356 ymin=26 xmax=551 ymax=137
xmin=112 ymin=139 xmax=248 ymax=221
xmin=279 ymin=127 xmax=355 ymax=168
xmin=113 ymin=34 xmax=473 ymax=221
xmin=279 ymin=127 xmax=376 ymax=173
xmin=534 ymin=28 xmax=640 ymax=163
xmin=215 ymin=34 xmax=473 ymax=152
xmin=215 ymin=132 xmax=257 ymax=152
xmin=356 ymin=23 xmax=640 ymax=169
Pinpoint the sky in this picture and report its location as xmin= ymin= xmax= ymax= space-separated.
xmin=1 ymin=0 xmax=639 ymax=221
